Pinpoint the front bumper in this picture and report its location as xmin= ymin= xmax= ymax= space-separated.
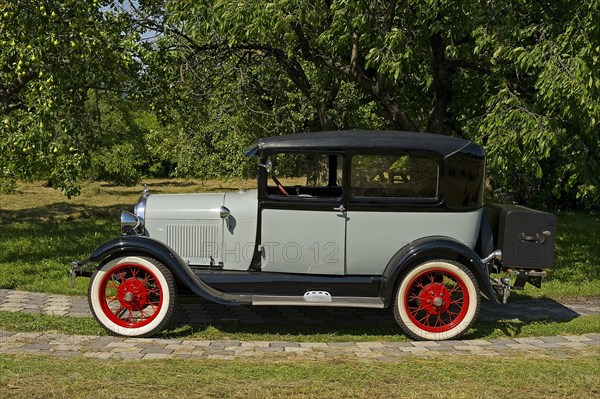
xmin=69 ymin=260 xmax=95 ymax=288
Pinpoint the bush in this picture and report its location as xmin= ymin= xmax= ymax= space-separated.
xmin=0 ymin=178 xmax=16 ymax=194
xmin=90 ymin=143 xmax=144 ymax=186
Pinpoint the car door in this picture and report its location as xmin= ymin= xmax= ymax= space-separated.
xmin=259 ymin=153 xmax=346 ymax=275
xmin=344 ymin=152 xmax=483 ymax=275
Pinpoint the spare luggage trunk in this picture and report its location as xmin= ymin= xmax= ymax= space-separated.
xmin=484 ymin=204 xmax=557 ymax=270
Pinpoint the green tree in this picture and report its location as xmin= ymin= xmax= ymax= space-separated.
xmin=0 ymin=0 xmax=137 ymax=196
xmin=475 ymin=0 xmax=599 ymax=207
xmin=129 ymin=0 xmax=598 ymax=207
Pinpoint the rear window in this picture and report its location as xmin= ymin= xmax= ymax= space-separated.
xmin=350 ymin=154 xmax=439 ymax=198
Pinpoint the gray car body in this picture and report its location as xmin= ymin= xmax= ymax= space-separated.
xmin=143 ymin=190 xmax=481 ymax=276
xmin=78 ymin=131 xmax=500 ymax=308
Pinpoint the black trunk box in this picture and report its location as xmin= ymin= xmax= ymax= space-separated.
xmin=484 ymin=204 xmax=557 ymax=269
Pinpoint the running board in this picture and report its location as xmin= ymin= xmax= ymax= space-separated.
xmin=251 ymin=294 xmax=385 ymax=308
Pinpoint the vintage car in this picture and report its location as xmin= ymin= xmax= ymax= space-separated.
xmin=71 ymin=130 xmax=556 ymax=341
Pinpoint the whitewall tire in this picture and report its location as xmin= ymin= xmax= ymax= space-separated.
xmin=393 ymin=259 xmax=480 ymax=341
xmin=88 ymin=256 xmax=176 ymax=337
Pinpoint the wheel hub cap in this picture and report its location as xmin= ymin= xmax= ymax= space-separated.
xmin=419 ymin=283 xmax=451 ymax=314
xmin=117 ymin=278 xmax=148 ymax=310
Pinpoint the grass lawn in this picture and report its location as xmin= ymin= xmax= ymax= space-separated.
xmin=0 ymin=180 xmax=599 ymax=341
xmin=1 ymin=180 xmax=599 ymax=398
xmin=0 ymin=354 xmax=598 ymax=399
xmin=1 ymin=310 xmax=599 ymax=342
xmin=0 ymin=179 xmax=255 ymax=295
xmin=1 ymin=180 xmax=598 ymax=297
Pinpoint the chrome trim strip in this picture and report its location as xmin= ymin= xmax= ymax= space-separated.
xmin=251 ymin=295 xmax=385 ymax=308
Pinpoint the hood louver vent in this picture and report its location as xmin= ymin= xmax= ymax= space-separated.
xmin=166 ymin=224 xmax=219 ymax=264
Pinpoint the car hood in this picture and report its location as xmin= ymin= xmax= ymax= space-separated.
xmin=144 ymin=190 xmax=257 ymax=221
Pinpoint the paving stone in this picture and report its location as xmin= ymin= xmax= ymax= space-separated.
xmin=506 ymin=343 xmax=539 ymax=350
xmin=299 ymin=342 xmax=328 ymax=348
xmin=270 ymin=341 xmax=299 ymax=348
xmin=556 ymin=342 xmax=588 ymax=348
xmin=356 ymin=342 xmax=385 ymax=349
xmin=83 ymin=337 xmax=121 ymax=350
xmin=110 ymin=347 xmax=143 ymax=354
xmin=538 ymin=336 xmax=569 ymax=343
xmin=514 ymin=337 xmax=545 ymax=344
xmin=1 ymin=290 xmax=600 ymax=361
xmin=283 ymin=346 xmax=309 ymax=353
xmin=113 ymin=352 xmax=145 ymax=360
xmin=530 ymin=342 xmax=565 ymax=349
xmin=0 ymin=305 xmax=25 ymax=311
xmin=398 ymin=346 xmax=431 ymax=353
xmin=327 ymin=342 xmax=357 ymax=348
xmin=424 ymin=346 xmax=461 ymax=352
xmin=411 ymin=341 xmax=441 ymax=347
xmin=23 ymin=343 xmax=57 ymax=351
xmin=83 ymin=352 xmax=112 ymax=360
xmin=12 ymin=332 xmax=43 ymax=341
xmin=141 ymin=348 xmax=174 ymax=355
xmin=382 ymin=342 xmax=414 ymax=348
xmin=563 ymin=335 xmax=593 ymax=342
xmin=185 ymin=340 xmax=212 ymax=347
xmin=464 ymin=339 xmax=493 ymax=346
xmin=105 ymin=341 xmax=138 ymax=349
xmin=255 ymin=347 xmax=284 ymax=353
xmin=141 ymin=352 xmax=172 ymax=360
xmin=152 ymin=338 xmax=182 ymax=345
xmin=171 ymin=353 xmax=193 ymax=359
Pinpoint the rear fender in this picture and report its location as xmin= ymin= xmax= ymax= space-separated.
xmin=381 ymin=236 xmax=500 ymax=306
xmin=85 ymin=236 xmax=250 ymax=305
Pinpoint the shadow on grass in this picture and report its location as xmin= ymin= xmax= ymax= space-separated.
xmin=155 ymin=297 xmax=586 ymax=341
xmin=0 ymin=203 xmax=127 ymax=225
xmin=0 ymin=206 xmax=119 ymax=266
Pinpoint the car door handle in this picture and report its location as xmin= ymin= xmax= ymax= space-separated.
xmin=333 ymin=205 xmax=346 ymax=212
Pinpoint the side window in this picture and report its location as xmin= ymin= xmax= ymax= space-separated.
xmin=267 ymin=153 xmax=343 ymax=198
xmin=351 ymin=154 xmax=439 ymax=198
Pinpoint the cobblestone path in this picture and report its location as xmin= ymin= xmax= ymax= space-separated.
xmin=1 ymin=289 xmax=598 ymax=360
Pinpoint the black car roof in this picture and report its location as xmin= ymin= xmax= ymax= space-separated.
xmin=245 ymin=130 xmax=480 ymax=158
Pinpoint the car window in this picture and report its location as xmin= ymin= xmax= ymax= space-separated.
xmin=267 ymin=153 xmax=343 ymax=198
xmin=351 ymin=154 xmax=439 ymax=198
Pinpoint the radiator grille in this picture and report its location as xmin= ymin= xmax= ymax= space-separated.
xmin=166 ymin=223 xmax=219 ymax=261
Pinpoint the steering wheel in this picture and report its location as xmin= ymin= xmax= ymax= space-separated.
xmin=271 ymin=175 xmax=289 ymax=196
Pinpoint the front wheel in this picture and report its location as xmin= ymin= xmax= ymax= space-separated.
xmin=393 ymin=259 xmax=480 ymax=341
xmin=88 ymin=255 xmax=176 ymax=337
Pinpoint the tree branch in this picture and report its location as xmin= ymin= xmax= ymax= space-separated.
xmin=427 ymin=31 xmax=454 ymax=134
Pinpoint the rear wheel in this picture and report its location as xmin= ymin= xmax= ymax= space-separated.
xmin=393 ymin=259 xmax=480 ymax=341
xmin=88 ymin=255 xmax=176 ymax=337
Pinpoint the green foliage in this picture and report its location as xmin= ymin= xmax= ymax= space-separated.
xmin=0 ymin=0 xmax=138 ymax=196
xmin=1 ymin=1 xmax=598 ymax=208
xmin=475 ymin=0 xmax=600 ymax=207
xmin=0 ymin=177 xmax=16 ymax=194
xmin=91 ymin=143 xmax=143 ymax=186
xmin=127 ymin=0 xmax=598 ymax=208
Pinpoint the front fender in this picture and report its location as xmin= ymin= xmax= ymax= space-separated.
xmin=381 ymin=236 xmax=500 ymax=306
xmin=85 ymin=236 xmax=251 ymax=306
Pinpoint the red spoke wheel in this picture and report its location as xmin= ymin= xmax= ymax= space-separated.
xmin=393 ymin=260 xmax=480 ymax=341
xmin=89 ymin=256 xmax=176 ymax=337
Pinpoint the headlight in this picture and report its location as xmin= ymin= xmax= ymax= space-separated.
xmin=134 ymin=185 xmax=149 ymax=220
xmin=121 ymin=211 xmax=142 ymax=236
xmin=134 ymin=199 xmax=146 ymax=221
xmin=122 ymin=186 xmax=149 ymax=236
